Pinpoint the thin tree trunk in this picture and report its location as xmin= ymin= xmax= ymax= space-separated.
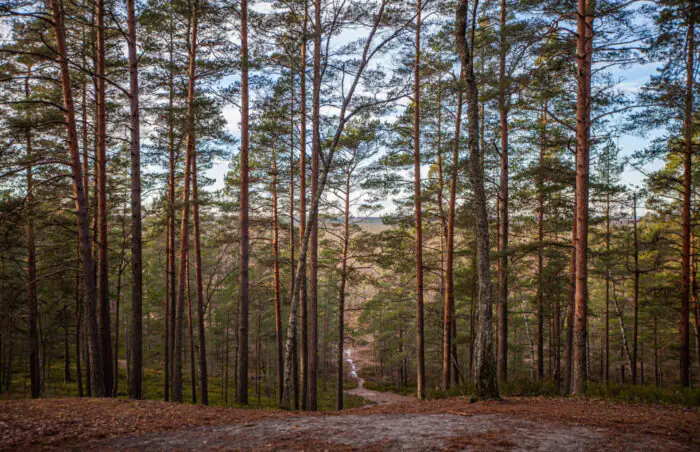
xmin=191 ymin=109 xmax=208 ymax=405
xmin=225 ymin=312 xmax=230 ymax=404
xmin=693 ymin=233 xmax=700 ymax=380
xmin=443 ymin=72 xmax=462 ymax=391
xmin=163 ymin=3 xmax=177 ymax=401
xmin=632 ymin=192 xmax=640 ymax=384
xmin=289 ymin=70 xmax=298 ymax=410
xmin=456 ymin=0 xmax=499 ymax=399
xmin=604 ymin=193 xmax=610 ymax=385
xmin=51 ymin=0 xmax=105 ymax=397
xmin=273 ymin=147 xmax=283 ymax=405
xmin=96 ymin=0 xmax=114 ymax=395
xmin=337 ymin=167 xmax=351 ymax=410
xmin=680 ymin=0 xmax=695 ymax=388
xmin=237 ymin=0 xmax=250 ymax=405
xmin=298 ymin=0 xmax=309 ymax=411
xmin=435 ymin=85 xmax=448 ymax=389
xmin=307 ymin=0 xmax=322 ymax=411
xmin=496 ymin=0 xmax=509 ymax=385
xmin=113 ymin=244 xmax=125 ymax=397
xmin=24 ymin=68 xmax=40 ymax=399
xmin=536 ymin=105 xmax=546 ymax=381
xmin=173 ymin=0 xmax=199 ymax=402
xmin=186 ymin=253 xmax=197 ymax=403
xmin=413 ymin=0 xmax=426 ymax=401
xmin=572 ymin=0 xmax=593 ymax=396
xmin=611 ymin=279 xmax=633 ymax=372
xmin=126 ymin=0 xmax=143 ymax=398
xmin=75 ymin=266 xmax=84 ymax=397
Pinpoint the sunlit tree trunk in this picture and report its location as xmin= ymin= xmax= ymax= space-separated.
xmin=456 ymin=0 xmax=498 ymax=399
xmin=191 ymin=107 xmax=208 ymax=405
xmin=572 ymin=0 xmax=593 ymax=396
xmin=51 ymin=0 xmax=105 ymax=397
xmin=173 ymin=0 xmax=198 ymax=402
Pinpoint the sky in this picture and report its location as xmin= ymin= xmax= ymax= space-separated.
xmin=204 ymin=56 xmax=666 ymax=216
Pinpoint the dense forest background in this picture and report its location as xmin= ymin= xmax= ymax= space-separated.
xmin=0 ymin=0 xmax=698 ymax=410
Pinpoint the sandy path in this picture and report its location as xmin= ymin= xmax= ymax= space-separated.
xmin=342 ymin=348 xmax=415 ymax=405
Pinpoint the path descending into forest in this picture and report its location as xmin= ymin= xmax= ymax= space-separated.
xmin=343 ymin=347 xmax=415 ymax=406
xmin=1 ymin=396 xmax=698 ymax=450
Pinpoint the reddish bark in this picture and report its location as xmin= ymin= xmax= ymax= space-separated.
xmin=237 ymin=0 xmax=250 ymax=405
xmin=572 ymin=0 xmax=593 ymax=396
xmin=51 ymin=0 xmax=105 ymax=397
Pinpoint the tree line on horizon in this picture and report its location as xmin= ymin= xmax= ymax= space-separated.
xmin=0 ymin=0 xmax=697 ymax=409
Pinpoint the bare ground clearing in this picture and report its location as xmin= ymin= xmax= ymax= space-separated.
xmin=1 ymin=397 xmax=697 ymax=450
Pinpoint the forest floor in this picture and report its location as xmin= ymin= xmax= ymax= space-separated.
xmin=1 ymin=396 xmax=698 ymax=450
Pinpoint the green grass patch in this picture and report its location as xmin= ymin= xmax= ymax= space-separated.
xmin=3 ymin=362 xmax=368 ymax=411
xmin=586 ymin=382 xmax=700 ymax=407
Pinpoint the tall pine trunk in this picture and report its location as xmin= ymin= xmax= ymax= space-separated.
xmin=288 ymin=71 xmax=299 ymax=410
xmin=572 ymin=0 xmax=593 ymax=395
xmin=237 ymin=0 xmax=250 ymax=405
xmin=413 ymin=0 xmax=425 ymax=401
xmin=456 ymin=0 xmax=499 ymax=399
xmin=51 ymin=0 xmax=105 ymax=397
xmin=164 ymin=7 xmax=177 ymax=401
xmin=25 ymin=68 xmax=40 ymax=399
xmin=536 ymin=106 xmax=546 ymax=381
xmin=173 ymin=0 xmax=198 ymax=402
xmin=443 ymin=72 xmax=462 ymax=390
xmin=126 ymin=0 xmax=143 ymax=399
xmin=96 ymin=0 xmax=114 ymax=396
xmin=496 ymin=0 xmax=509 ymax=384
xmin=191 ymin=110 xmax=209 ymax=405
xmin=679 ymin=0 xmax=694 ymax=388
xmin=307 ymin=0 xmax=322 ymax=411
xmin=273 ymin=147 xmax=283 ymax=405
xmin=632 ymin=192 xmax=639 ymax=384
xmin=298 ymin=4 xmax=308 ymax=408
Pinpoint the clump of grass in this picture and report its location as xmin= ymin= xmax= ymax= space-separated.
xmin=362 ymin=380 xmax=415 ymax=396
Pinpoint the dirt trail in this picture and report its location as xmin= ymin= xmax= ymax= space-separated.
xmin=342 ymin=347 xmax=414 ymax=405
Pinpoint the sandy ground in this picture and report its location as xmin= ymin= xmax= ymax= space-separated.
xmin=3 ymin=349 xmax=697 ymax=450
xmin=1 ymin=396 xmax=698 ymax=450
